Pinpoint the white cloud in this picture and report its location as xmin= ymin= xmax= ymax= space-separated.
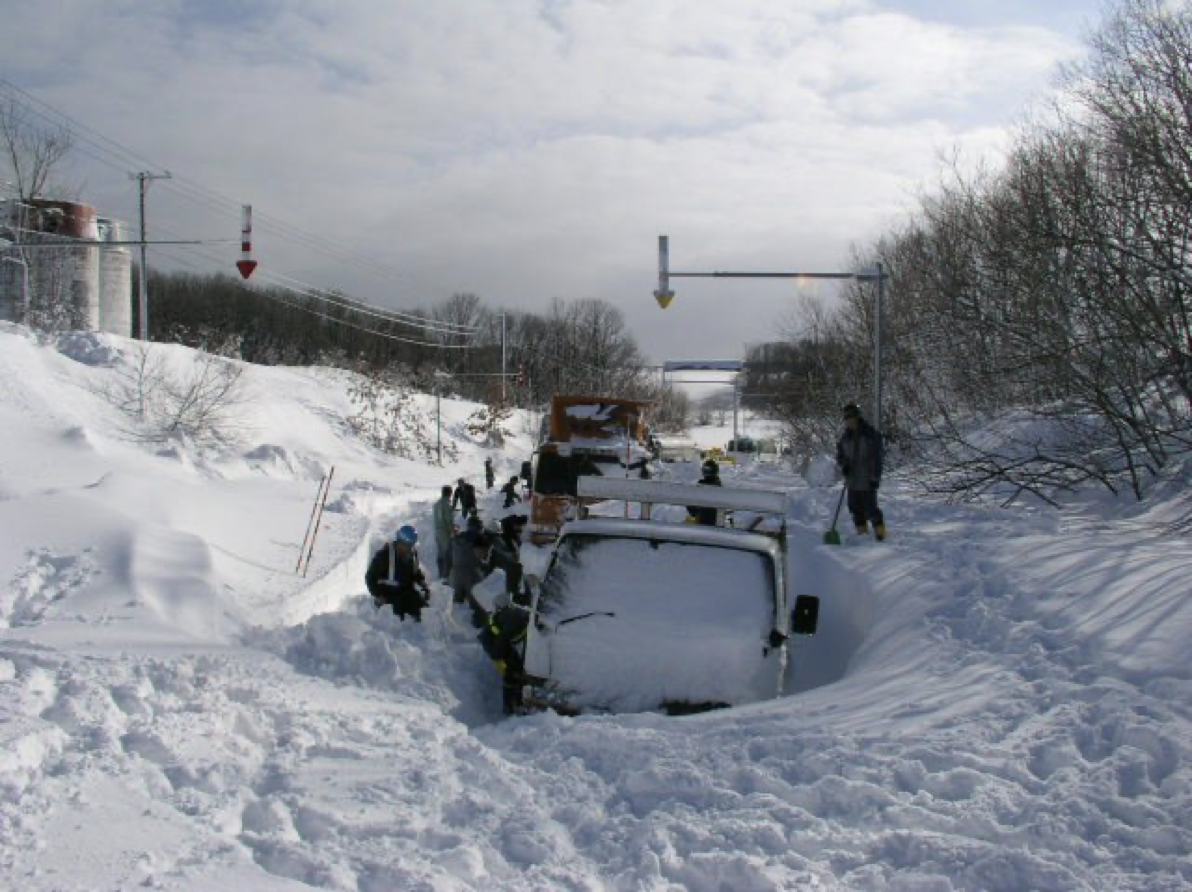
xmin=1 ymin=0 xmax=1093 ymax=358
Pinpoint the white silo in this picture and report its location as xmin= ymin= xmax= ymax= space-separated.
xmin=97 ymin=217 xmax=132 ymax=337
xmin=27 ymin=200 xmax=99 ymax=331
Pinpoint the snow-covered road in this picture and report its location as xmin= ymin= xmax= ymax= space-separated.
xmin=1 ymin=326 xmax=1188 ymax=891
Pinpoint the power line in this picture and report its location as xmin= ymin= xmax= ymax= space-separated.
xmin=263 ymin=269 xmax=479 ymax=333
xmin=153 ymin=174 xmax=432 ymax=289
xmin=2 ymin=223 xmax=236 ymax=248
xmin=0 ymin=77 xmax=445 ymax=295
xmin=2 ymin=194 xmax=481 ymax=350
xmin=151 ymin=239 xmax=481 ymax=350
xmin=254 ymin=270 xmax=475 ymax=338
xmin=148 ymin=221 xmax=477 ymax=337
xmin=245 ymin=285 xmax=481 ymax=350
xmin=1 ymin=84 xmax=482 ymax=338
xmin=0 ymin=78 xmax=457 ymax=304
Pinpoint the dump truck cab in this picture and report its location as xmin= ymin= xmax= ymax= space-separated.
xmin=520 ymin=477 xmax=819 ymax=714
xmin=528 ymin=396 xmax=651 ymax=545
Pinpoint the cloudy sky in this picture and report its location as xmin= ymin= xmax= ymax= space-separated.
xmin=1 ymin=0 xmax=1107 ymax=361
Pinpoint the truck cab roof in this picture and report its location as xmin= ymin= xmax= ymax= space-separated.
xmin=556 ymin=517 xmax=782 ymax=562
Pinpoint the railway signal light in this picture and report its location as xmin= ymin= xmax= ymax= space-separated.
xmin=654 ymin=235 xmax=674 ymax=309
xmin=236 ymin=205 xmax=257 ymax=280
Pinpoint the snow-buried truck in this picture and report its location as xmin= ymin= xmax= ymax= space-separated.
xmin=520 ymin=477 xmax=819 ymax=715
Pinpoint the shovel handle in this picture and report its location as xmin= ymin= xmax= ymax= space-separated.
xmin=830 ymin=485 xmax=847 ymax=528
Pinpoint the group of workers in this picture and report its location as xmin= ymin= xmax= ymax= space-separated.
xmin=365 ymin=461 xmax=533 ymax=715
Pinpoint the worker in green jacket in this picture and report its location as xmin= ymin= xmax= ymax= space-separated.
xmin=432 ymin=484 xmax=455 ymax=580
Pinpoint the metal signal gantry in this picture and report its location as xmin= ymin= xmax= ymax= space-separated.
xmin=652 ymin=234 xmax=888 ymax=434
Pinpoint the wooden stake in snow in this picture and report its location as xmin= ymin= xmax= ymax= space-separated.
xmin=298 ymin=467 xmax=334 ymax=576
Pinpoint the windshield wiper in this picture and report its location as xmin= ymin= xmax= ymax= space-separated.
xmin=555 ymin=610 xmax=616 ymax=628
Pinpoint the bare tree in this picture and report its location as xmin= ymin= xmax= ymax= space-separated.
xmin=746 ymin=293 xmax=866 ymax=464
xmin=0 ymin=96 xmax=73 ymax=202
xmin=158 ymin=352 xmax=249 ymax=443
xmin=1 ymin=96 xmax=79 ymax=330
xmin=98 ymin=344 xmax=250 ymax=445
xmin=641 ymin=382 xmax=690 ymax=434
xmin=467 ymin=399 xmax=514 ymax=448
xmin=346 ymin=362 xmax=452 ymax=462
xmin=831 ymin=0 xmax=1192 ymax=505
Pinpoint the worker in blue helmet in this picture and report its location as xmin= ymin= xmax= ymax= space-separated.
xmin=365 ymin=524 xmax=431 ymax=621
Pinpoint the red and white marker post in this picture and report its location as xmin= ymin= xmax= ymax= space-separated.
xmin=236 ymin=204 xmax=258 ymax=280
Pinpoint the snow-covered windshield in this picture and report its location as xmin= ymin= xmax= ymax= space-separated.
xmin=535 ymin=535 xmax=778 ymax=712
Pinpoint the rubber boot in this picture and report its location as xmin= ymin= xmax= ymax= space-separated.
xmin=854 ymin=521 xmax=869 ymax=536
xmin=874 ymin=522 xmax=887 ymax=542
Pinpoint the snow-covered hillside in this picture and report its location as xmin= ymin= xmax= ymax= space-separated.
xmin=1 ymin=325 xmax=1189 ymax=891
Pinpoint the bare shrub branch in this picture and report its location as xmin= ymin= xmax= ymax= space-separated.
xmin=96 ymin=345 xmax=249 ymax=445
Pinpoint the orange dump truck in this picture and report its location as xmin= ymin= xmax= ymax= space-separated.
xmin=528 ymin=395 xmax=652 ymax=545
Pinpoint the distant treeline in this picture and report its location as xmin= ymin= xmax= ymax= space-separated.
xmin=146 ymin=271 xmax=690 ymax=429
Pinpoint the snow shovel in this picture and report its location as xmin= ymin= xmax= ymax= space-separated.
xmin=823 ymin=486 xmax=846 ymax=545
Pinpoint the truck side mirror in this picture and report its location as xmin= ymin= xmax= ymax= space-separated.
xmin=791 ymin=595 xmax=820 ymax=636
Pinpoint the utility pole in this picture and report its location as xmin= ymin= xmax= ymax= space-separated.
xmin=500 ymin=311 xmax=507 ymax=403
xmin=433 ymin=370 xmax=450 ymax=466
xmin=130 ymin=170 xmax=172 ymax=340
xmin=732 ymin=375 xmax=740 ymax=445
xmin=874 ymin=261 xmax=885 ymax=432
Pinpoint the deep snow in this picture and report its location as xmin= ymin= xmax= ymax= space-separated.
xmin=0 ymin=324 xmax=1189 ymax=891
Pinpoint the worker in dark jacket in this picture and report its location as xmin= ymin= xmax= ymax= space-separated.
xmin=364 ymin=525 xmax=430 ymax=621
xmin=500 ymin=475 xmax=522 ymax=509
xmin=450 ymin=517 xmax=492 ymax=626
xmin=489 ymin=515 xmax=526 ymax=598
xmin=479 ymin=590 xmax=531 ymax=715
xmin=452 ymin=478 xmax=478 ymax=519
xmin=686 ymin=459 xmax=722 ymax=525
xmin=836 ymin=402 xmax=886 ymax=540
xmin=484 ymin=457 xmax=495 ymax=490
